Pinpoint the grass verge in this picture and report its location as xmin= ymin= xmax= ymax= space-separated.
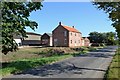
xmin=104 ymin=47 xmax=120 ymax=79
xmin=1 ymin=54 xmax=72 ymax=77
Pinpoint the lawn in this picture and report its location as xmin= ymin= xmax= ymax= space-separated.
xmin=104 ymin=47 xmax=120 ymax=79
xmin=1 ymin=46 xmax=102 ymax=77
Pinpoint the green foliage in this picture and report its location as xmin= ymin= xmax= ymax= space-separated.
xmin=89 ymin=32 xmax=104 ymax=43
xmin=104 ymin=48 xmax=120 ymax=79
xmin=89 ymin=31 xmax=117 ymax=45
xmin=1 ymin=2 xmax=43 ymax=54
xmin=93 ymin=2 xmax=120 ymax=45
xmin=88 ymin=47 xmax=97 ymax=51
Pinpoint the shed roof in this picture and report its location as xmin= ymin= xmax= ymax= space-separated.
xmin=26 ymin=32 xmax=41 ymax=36
xmin=45 ymin=33 xmax=52 ymax=37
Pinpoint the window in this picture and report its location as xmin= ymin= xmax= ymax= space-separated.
xmin=78 ymin=40 xmax=80 ymax=43
xmin=54 ymin=39 xmax=58 ymax=46
xmin=71 ymin=32 xmax=72 ymax=36
xmin=64 ymin=39 xmax=67 ymax=44
xmin=71 ymin=40 xmax=72 ymax=44
xmin=75 ymin=40 xmax=76 ymax=43
xmin=54 ymin=39 xmax=57 ymax=42
xmin=64 ymin=31 xmax=67 ymax=37
xmin=75 ymin=33 xmax=76 ymax=36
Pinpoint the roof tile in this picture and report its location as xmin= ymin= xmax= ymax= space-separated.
xmin=62 ymin=25 xmax=80 ymax=33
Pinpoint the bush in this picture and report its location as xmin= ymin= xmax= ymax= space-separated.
xmin=71 ymin=48 xmax=84 ymax=51
xmin=100 ymin=43 xmax=106 ymax=46
xmin=88 ymin=47 xmax=97 ymax=51
xmin=91 ymin=43 xmax=105 ymax=47
xmin=48 ymin=49 xmax=64 ymax=56
xmin=91 ymin=43 xmax=100 ymax=47
xmin=41 ymin=49 xmax=64 ymax=57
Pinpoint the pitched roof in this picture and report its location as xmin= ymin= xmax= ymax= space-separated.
xmin=82 ymin=37 xmax=89 ymax=39
xmin=26 ymin=32 xmax=41 ymax=36
xmin=43 ymin=33 xmax=52 ymax=37
xmin=62 ymin=25 xmax=80 ymax=33
xmin=82 ymin=37 xmax=90 ymax=41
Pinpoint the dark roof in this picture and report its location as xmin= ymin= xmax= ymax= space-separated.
xmin=82 ymin=37 xmax=90 ymax=39
xmin=82 ymin=37 xmax=90 ymax=41
xmin=26 ymin=32 xmax=41 ymax=36
xmin=43 ymin=33 xmax=52 ymax=37
xmin=82 ymin=37 xmax=86 ymax=39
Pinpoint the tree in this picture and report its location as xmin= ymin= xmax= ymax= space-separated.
xmin=1 ymin=2 xmax=43 ymax=55
xmin=89 ymin=31 xmax=116 ymax=45
xmin=93 ymin=2 xmax=120 ymax=45
xmin=106 ymin=32 xmax=116 ymax=45
xmin=89 ymin=31 xmax=105 ymax=43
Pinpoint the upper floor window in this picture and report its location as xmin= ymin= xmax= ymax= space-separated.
xmin=71 ymin=32 xmax=72 ymax=36
xmin=75 ymin=33 xmax=76 ymax=36
xmin=64 ymin=31 xmax=67 ymax=37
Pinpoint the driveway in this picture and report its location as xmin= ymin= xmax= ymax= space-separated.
xmin=4 ymin=46 xmax=118 ymax=78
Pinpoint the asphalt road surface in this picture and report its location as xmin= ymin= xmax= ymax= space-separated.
xmin=4 ymin=46 xmax=118 ymax=78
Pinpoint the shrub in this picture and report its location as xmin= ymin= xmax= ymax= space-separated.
xmin=71 ymin=48 xmax=84 ymax=51
xmin=91 ymin=43 xmax=100 ymax=47
xmin=88 ymin=47 xmax=97 ymax=51
xmin=42 ymin=49 xmax=64 ymax=57
xmin=100 ymin=43 xmax=106 ymax=47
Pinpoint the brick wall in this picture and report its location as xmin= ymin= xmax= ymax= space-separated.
xmin=52 ymin=25 xmax=69 ymax=47
xmin=84 ymin=38 xmax=90 ymax=47
xmin=53 ymin=25 xmax=83 ymax=47
xmin=69 ymin=32 xmax=82 ymax=47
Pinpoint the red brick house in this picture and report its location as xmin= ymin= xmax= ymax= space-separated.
xmin=82 ymin=37 xmax=90 ymax=47
xmin=52 ymin=22 xmax=82 ymax=47
xmin=41 ymin=33 xmax=52 ymax=46
xmin=81 ymin=37 xmax=85 ymax=46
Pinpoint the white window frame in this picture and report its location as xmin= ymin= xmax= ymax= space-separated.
xmin=64 ymin=31 xmax=67 ymax=37
xmin=71 ymin=40 xmax=72 ymax=44
xmin=64 ymin=39 xmax=67 ymax=44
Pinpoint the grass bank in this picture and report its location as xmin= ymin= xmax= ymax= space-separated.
xmin=104 ymin=47 xmax=120 ymax=79
xmin=1 ymin=54 xmax=72 ymax=77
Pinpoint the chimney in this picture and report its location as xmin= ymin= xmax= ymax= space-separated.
xmin=59 ymin=22 xmax=62 ymax=25
xmin=72 ymin=26 xmax=74 ymax=28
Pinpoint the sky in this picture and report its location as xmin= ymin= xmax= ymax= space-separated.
xmin=26 ymin=2 xmax=115 ymax=37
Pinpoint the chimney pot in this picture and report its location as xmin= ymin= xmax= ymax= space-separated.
xmin=72 ymin=26 xmax=74 ymax=28
xmin=59 ymin=22 xmax=61 ymax=25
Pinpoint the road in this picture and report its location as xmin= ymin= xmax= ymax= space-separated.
xmin=4 ymin=46 xmax=118 ymax=78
